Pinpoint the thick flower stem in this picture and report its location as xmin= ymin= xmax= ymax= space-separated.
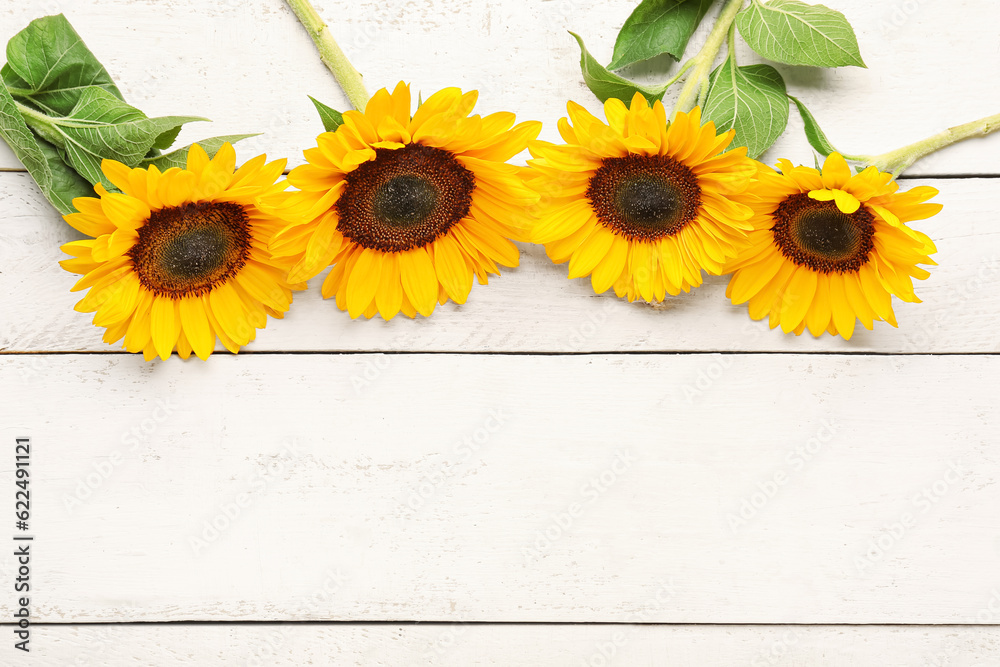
xmin=15 ymin=100 xmax=65 ymax=148
xmin=670 ymin=0 xmax=744 ymax=122
xmin=284 ymin=0 xmax=370 ymax=111
xmin=858 ymin=112 xmax=1000 ymax=176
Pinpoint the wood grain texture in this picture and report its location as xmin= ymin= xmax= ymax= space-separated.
xmin=2 ymin=172 xmax=999 ymax=354
xmin=2 ymin=354 xmax=998 ymax=623
xmin=21 ymin=624 xmax=1000 ymax=666
xmin=0 ymin=0 xmax=998 ymax=176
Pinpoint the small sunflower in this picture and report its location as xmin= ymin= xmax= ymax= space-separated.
xmin=524 ymin=93 xmax=756 ymax=302
xmin=725 ymin=153 xmax=941 ymax=339
xmin=59 ymin=144 xmax=304 ymax=360
xmin=264 ymin=81 xmax=542 ymax=319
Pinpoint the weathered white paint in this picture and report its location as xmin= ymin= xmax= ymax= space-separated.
xmin=1 ymin=354 xmax=998 ymax=623
xmin=2 ymin=172 xmax=998 ymax=354
xmin=0 ymin=0 xmax=998 ymax=175
xmin=2 ymin=0 xmax=999 ymax=651
xmin=23 ymin=624 xmax=1000 ymax=666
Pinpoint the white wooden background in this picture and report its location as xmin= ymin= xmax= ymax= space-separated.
xmin=2 ymin=0 xmax=1000 ymax=664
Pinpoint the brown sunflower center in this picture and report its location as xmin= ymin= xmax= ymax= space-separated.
xmin=336 ymin=142 xmax=476 ymax=253
xmin=771 ymin=193 xmax=875 ymax=273
xmin=586 ymin=153 xmax=702 ymax=240
xmin=128 ymin=202 xmax=252 ymax=298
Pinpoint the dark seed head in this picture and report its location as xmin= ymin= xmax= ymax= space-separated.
xmin=587 ymin=154 xmax=702 ymax=241
xmin=770 ymin=193 xmax=874 ymax=273
xmin=372 ymin=174 xmax=439 ymax=227
xmin=128 ymin=202 xmax=252 ymax=298
xmin=336 ymin=143 xmax=475 ymax=253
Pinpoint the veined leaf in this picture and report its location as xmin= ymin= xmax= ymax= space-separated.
xmin=0 ymin=82 xmax=95 ymax=214
xmin=736 ymin=0 xmax=865 ymax=68
xmin=44 ymin=87 xmax=206 ymax=187
xmin=309 ymin=96 xmax=344 ymax=132
xmin=788 ymin=95 xmax=840 ymax=156
xmin=570 ymin=32 xmax=668 ymax=105
xmin=36 ymin=138 xmax=96 ymax=212
xmin=140 ymin=134 xmax=261 ymax=170
xmin=0 ymin=83 xmax=51 ymax=191
xmin=3 ymin=14 xmax=123 ymax=115
xmin=703 ymin=56 xmax=789 ymax=159
xmin=609 ymin=0 xmax=715 ymax=70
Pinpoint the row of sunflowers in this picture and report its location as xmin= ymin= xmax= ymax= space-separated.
xmin=62 ymin=83 xmax=939 ymax=360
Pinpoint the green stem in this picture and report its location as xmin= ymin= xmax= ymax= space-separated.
xmin=670 ymin=0 xmax=744 ymax=121
xmin=15 ymin=100 xmax=65 ymax=148
xmin=284 ymin=0 xmax=370 ymax=111
xmin=854 ymin=112 xmax=1000 ymax=176
xmin=661 ymin=58 xmax=697 ymax=91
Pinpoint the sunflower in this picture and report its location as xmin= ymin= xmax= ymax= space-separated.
xmin=263 ymin=81 xmax=541 ymax=319
xmin=725 ymin=152 xmax=940 ymax=339
xmin=524 ymin=93 xmax=756 ymax=302
xmin=59 ymin=144 xmax=304 ymax=360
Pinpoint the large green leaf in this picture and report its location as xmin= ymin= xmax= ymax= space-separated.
xmin=736 ymin=0 xmax=865 ymax=68
xmin=788 ymin=95 xmax=840 ymax=156
xmin=703 ymin=56 xmax=789 ymax=158
xmin=570 ymin=32 xmax=668 ymax=105
xmin=0 ymin=82 xmax=51 ymax=190
xmin=32 ymin=87 xmax=206 ymax=188
xmin=35 ymin=138 xmax=97 ymax=213
xmin=609 ymin=0 xmax=715 ymax=70
xmin=309 ymin=96 xmax=344 ymax=132
xmin=140 ymin=134 xmax=261 ymax=170
xmin=0 ymin=82 xmax=95 ymax=214
xmin=3 ymin=14 xmax=123 ymax=115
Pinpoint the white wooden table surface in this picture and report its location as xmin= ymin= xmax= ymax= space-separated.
xmin=2 ymin=0 xmax=1000 ymax=664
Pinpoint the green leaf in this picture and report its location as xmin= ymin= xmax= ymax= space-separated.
xmin=44 ymin=87 xmax=205 ymax=187
xmin=35 ymin=138 xmax=97 ymax=213
xmin=140 ymin=134 xmax=261 ymax=170
xmin=4 ymin=14 xmax=124 ymax=115
xmin=703 ymin=56 xmax=789 ymax=159
xmin=0 ymin=83 xmax=95 ymax=214
xmin=570 ymin=32 xmax=668 ymax=105
xmin=609 ymin=0 xmax=715 ymax=70
xmin=308 ymin=96 xmax=344 ymax=132
xmin=736 ymin=0 xmax=865 ymax=68
xmin=0 ymin=80 xmax=53 ymax=192
xmin=788 ymin=95 xmax=840 ymax=156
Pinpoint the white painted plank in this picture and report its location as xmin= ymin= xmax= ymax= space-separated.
xmin=1 ymin=353 xmax=998 ymax=623
xmin=20 ymin=624 xmax=1000 ymax=666
xmin=0 ymin=0 xmax=998 ymax=175
xmin=2 ymin=172 xmax=998 ymax=354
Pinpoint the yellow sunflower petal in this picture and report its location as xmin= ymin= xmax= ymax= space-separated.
xmin=345 ymin=248 xmax=382 ymax=318
xmin=150 ymin=296 xmax=178 ymax=360
xmin=398 ymin=247 xmax=438 ymax=317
